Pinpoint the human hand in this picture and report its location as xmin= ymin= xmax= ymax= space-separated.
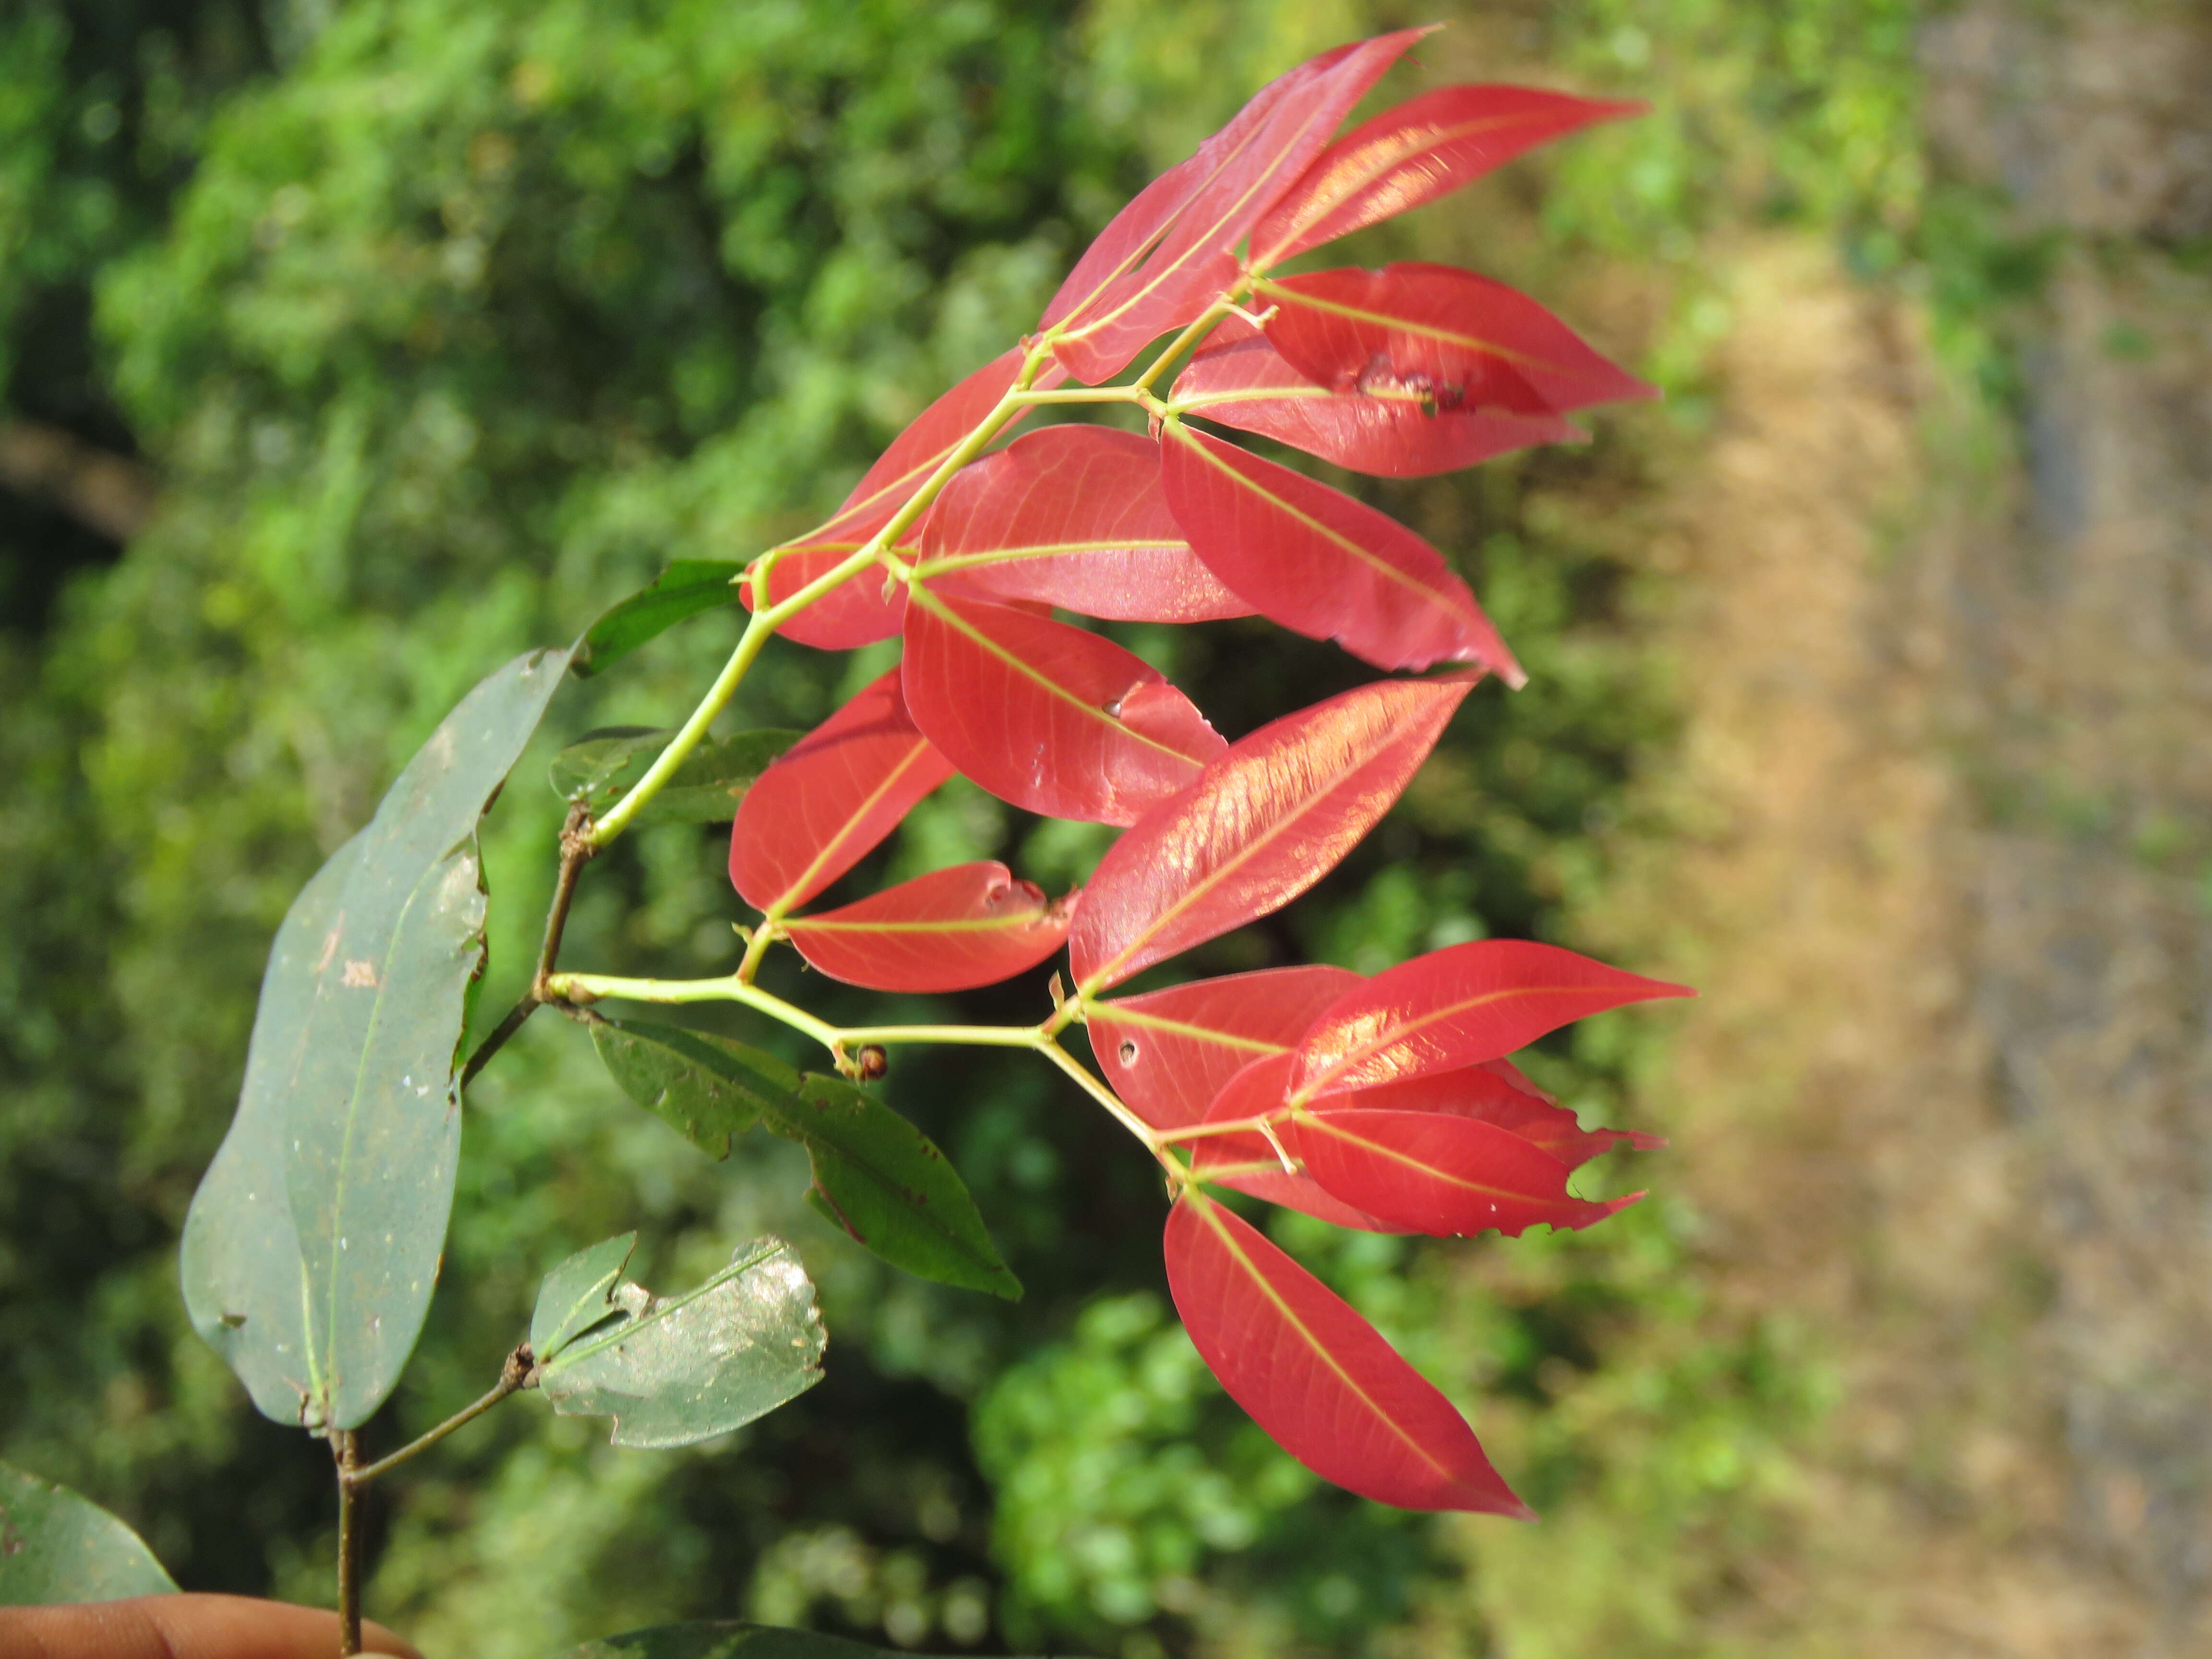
xmin=0 ymin=1595 xmax=420 ymax=1659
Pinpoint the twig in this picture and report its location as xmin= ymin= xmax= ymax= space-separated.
xmin=333 ymin=1430 xmax=362 ymax=1656
xmin=347 ymin=1344 xmax=534 ymax=1488
xmin=457 ymin=804 xmax=596 ymax=1090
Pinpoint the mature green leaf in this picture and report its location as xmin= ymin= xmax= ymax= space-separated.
xmin=0 ymin=1461 xmax=177 ymax=1605
xmin=531 ymin=1232 xmax=638 ymax=1363
xmin=536 ymin=1238 xmax=825 ymax=1448
xmin=180 ymin=648 xmax=572 ymax=1431
xmin=571 ymin=560 xmax=746 ymax=677
xmin=592 ymin=1021 xmax=1021 ymax=1299
xmin=551 ymin=1622 xmax=911 ymax=1659
xmin=550 ymin=729 xmax=798 ymax=824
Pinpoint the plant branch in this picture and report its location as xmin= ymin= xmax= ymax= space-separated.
xmin=333 ymin=1430 xmax=362 ymax=1656
xmin=1036 ymin=1036 xmax=1163 ymax=1154
xmin=1130 ymin=289 xmax=1246 ymax=394
xmin=458 ymin=804 xmax=596 ymax=1091
xmin=347 ymin=1345 xmax=533 ymax=1488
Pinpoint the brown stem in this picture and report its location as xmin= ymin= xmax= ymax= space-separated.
xmin=333 ymin=1430 xmax=362 ymax=1657
xmin=457 ymin=803 xmax=597 ymax=1090
xmin=347 ymin=1344 xmax=533 ymax=1487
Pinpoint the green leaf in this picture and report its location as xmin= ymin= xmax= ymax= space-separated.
xmin=550 ymin=1622 xmax=912 ymax=1659
xmin=180 ymin=647 xmax=572 ymax=1431
xmin=550 ymin=728 xmax=797 ymax=824
xmin=592 ymin=1021 xmax=1022 ymax=1300
xmin=536 ymin=1238 xmax=825 ymax=1448
xmin=531 ymin=1232 xmax=638 ymax=1363
xmin=0 ymin=1460 xmax=177 ymax=1605
xmin=571 ymin=560 xmax=745 ymax=677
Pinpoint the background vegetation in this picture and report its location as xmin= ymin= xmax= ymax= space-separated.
xmin=19 ymin=1 xmax=2180 ymax=1656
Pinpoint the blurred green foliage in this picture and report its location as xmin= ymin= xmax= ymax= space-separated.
xmin=0 ymin=1 xmax=1945 ymax=1655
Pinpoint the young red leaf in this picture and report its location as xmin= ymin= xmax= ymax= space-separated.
xmin=1163 ymin=1190 xmax=1528 ymax=1515
xmin=1090 ymin=963 xmax=1359 ymax=1130
xmin=1258 ymin=263 xmax=1655 ymax=418
xmin=743 ymin=347 xmax=1066 ymax=648
xmin=780 ymin=861 xmax=1072 ymax=993
xmin=1479 ymin=1055 xmax=1552 ymax=1103
xmin=1291 ymin=939 xmax=1693 ymax=1100
xmin=1172 ymin=317 xmax=1577 ymax=478
xmin=1160 ymin=420 xmax=1522 ymax=679
xmin=1069 ymin=675 xmax=1471 ymax=992
xmin=1252 ymin=85 xmax=1645 ymax=269
xmin=900 ymin=587 xmax=1225 ymax=826
xmin=1049 ymin=31 xmax=1425 ymax=384
xmin=728 ymin=668 xmax=954 ymax=915
xmin=1186 ymin=1052 xmax=1401 ymax=1232
xmin=1286 ymin=1106 xmax=1637 ymax=1237
xmin=915 ymin=426 xmax=1249 ymax=623
xmin=1353 ymin=1065 xmax=1663 ymax=1170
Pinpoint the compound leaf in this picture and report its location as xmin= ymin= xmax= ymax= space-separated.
xmin=537 ymin=1238 xmax=825 ymax=1449
xmin=1068 ymin=675 xmax=1470 ymax=991
xmin=1088 ymin=964 xmax=1358 ymax=1130
xmin=1163 ymin=1190 xmax=1527 ymax=1514
xmin=781 ymin=861 xmax=1072 ymax=994
xmin=530 ymin=1232 xmax=638 ymax=1363
xmin=0 ymin=1461 xmax=176 ymax=1605
xmin=728 ymin=670 xmax=952 ymax=916
xmin=572 ymin=561 xmax=744 ymax=678
xmin=592 ymin=1022 xmax=1019 ymax=1300
xmin=902 ymin=588 xmax=1223 ymax=826
xmin=181 ymin=647 xmax=571 ymax=1431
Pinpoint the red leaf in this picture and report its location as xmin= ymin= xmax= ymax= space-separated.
xmin=1291 ymin=939 xmax=1693 ymax=1099
xmin=1164 ymin=1190 xmax=1528 ymax=1514
xmin=901 ymin=588 xmax=1225 ymax=826
xmin=781 ymin=861 xmax=1072 ymax=993
xmin=1286 ymin=1106 xmax=1636 ymax=1237
xmin=1186 ymin=1052 xmax=1401 ymax=1232
xmin=728 ymin=668 xmax=954 ymax=915
xmin=1160 ymin=421 xmax=1522 ymax=679
xmin=743 ymin=347 xmax=1066 ymax=648
xmin=1069 ymin=676 xmax=1470 ymax=992
xmin=1049 ymin=31 xmax=1425 ymax=384
xmin=1252 ymin=85 xmax=1645 ymax=268
xmin=1172 ymin=316 xmax=1577 ymax=478
xmin=1260 ymin=264 xmax=1655 ymax=418
xmin=1351 ymin=1065 xmax=1663 ymax=1170
xmin=916 ymin=426 xmax=1249 ymax=623
xmin=1091 ymin=963 xmax=1358 ymax=1130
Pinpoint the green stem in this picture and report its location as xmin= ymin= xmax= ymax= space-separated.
xmin=1130 ymin=290 xmax=1244 ymax=394
xmin=834 ymin=1022 xmax=1045 ymax=1049
xmin=545 ymin=971 xmax=843 ymax=1051
xmin=1036 ymin=1037 xmax=1162 ymax=1154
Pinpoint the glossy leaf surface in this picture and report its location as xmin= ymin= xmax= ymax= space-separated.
xmin=1352 ymin=1064 xmax=1663 ymax=1169
xmin=1172 ymin=317 xmax=1575 ymax=478
xmin=782 ymin=861 xmax=1071 ymax=993
xmin=1163 ymin=1191 xmax=1527 ymax=1514
xmin=552 ymin=727 xmax=798 ymax=825
xmin=902 ymin=588 xmax=1224 ymax=825
xmin=0 ymin=1461 xmax=177 ymax=1605
xmin=1090 ymin=963 xmax=1358 ymax=1130
xmin=1260 ymin=263 xmax=1654 ymax=417
xmin=728 ymin=669 xmax=952 ymax=915
xmin=1186 ymin=1052 xmax=1399 ymax=1231
xmin=916 ymin=426 xmax=1248 ymax=622
xmin=1252 ymin=84 xmax=1643 ymax=267
xmin=1070 ymin=675 xmax=1471 ymax=990
xmin=1161 ymin=421 xmax=1521 ymax=676
xmin=530 ymin=1232 xmax=637 ymax=1364
xmin=1048 ymin=32 xmax=1423 ymax=383
xmin=537 ymin=1238 xmax=825 ymax=1449
xmin=572 ymin=560 xmax=743 ymax=677
xmin=1289 ymin=1107 xmax=1635 ymax=1237
xmin=553 ymin=1623 xmax=916 ymax=1659
xmin=592 ymin=1021 xmax=1020 ymax=1299
xmin=181 ymin=647 xmax=570 ymax=1431
xmin=1292 ymin=939 xmax=1693 ymax=1099
xmin=744 ymin=348 xmax=1065 ymax=648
